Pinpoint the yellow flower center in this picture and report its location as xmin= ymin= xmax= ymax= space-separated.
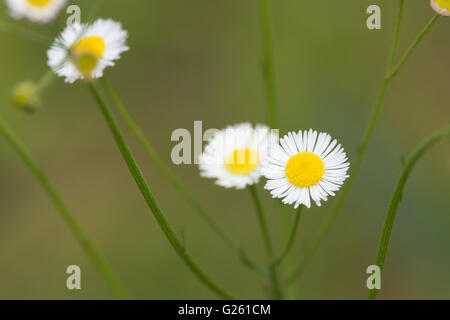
xmin=433 ymin=0 xmax=450 ymax=9
xmin=27 ymin=0 xmax=52 ymax=7
xmin=70 ymin=36 xmax=106 ymax=76
xmin=285 ymin=152 xmax=325 ymax=187
xmin=225 ymin=148 xmax=260 ymax=176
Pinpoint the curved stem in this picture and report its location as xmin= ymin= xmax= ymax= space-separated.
xmin=259 ymin=0 xmax=278 ymax=129
xmin=388 ymin=14 xmax=439 ymax=79
xmin=249 ymin=186 xmax=282 ymax=299
xmin=286 ymin=1 xmax=439 ymax=285
xmin=271 ymin=206 xmax=302 ymax=267
xmin=99 ymin=77 xmax=263 ymax=276
xmin=88 ymin=83 xmax=235 ymax=300
xmin=0 ymin=116 xmax=131 ymax=300
xmin=368 ymin=125 xmax=450 ymax=300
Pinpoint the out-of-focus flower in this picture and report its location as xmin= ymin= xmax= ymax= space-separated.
xmin=263 ymin=129 xmax=349 ymax=208
xmin=12 ymin=81 xmax=41 ymax=112
xmin=430 ymin=0 xmax=450 ymax=16
xmin=199 ymin=123 xmax=278 ymax=189
xmin=5 ymin=0 xmax=68 ymax=23
xmin=47 ymin=19 xmax=129 ymax=83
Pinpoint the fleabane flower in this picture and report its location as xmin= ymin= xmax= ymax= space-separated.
xmin=263 ymin=129 xmax=349 ymax=208
xmin=5 ymin=0 xmax=67 ymax=23
xmin=47 ymin=19 xmax=129 ymax=83
xmin=430 ymin=0 xmax=450 ymax=16
xmin=199 ymin=123 xmax=278 ymax=189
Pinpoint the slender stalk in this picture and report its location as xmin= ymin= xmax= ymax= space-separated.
xmin=35 ymin=70 xmax=56 ymax=95
xmin=368 ymin=125 xmax=450 ymax=300
xmin=388 ymin=14 xmax=439 ymax=79
xmin=278 ymin=204 xmax=296 ymax=298
xmin=0 ymin=116 xmax=130 ymax=300
xmin=259 ymin=0 xmax=278 ymax=128
xmin=286 ymin=2 xmax=440 ymax=285
xmin=99 ymin=77 xmax=263 ymax=276
xmin=249 ymin=185 xmax=282 ymax=299
xmin=268 ymin=262 xmax=282 ymax=299
xmin=259 ymin=0 xmax=295 ymax=293
xmin=271 ymin=206 xmax=302 ymax=267
xmin=88 ymin=83 xmax=235 ymax=300
xmin=0 ymin=19 xmax=51 ymax=44
xmin=249 ymin=186 xmax=273 ymax=256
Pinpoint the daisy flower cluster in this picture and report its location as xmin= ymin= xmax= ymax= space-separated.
xmin=199 ymin=124 xmax=350 ymax=209
xmin=1 ymin=0 xmax=448 ymax=301
xmin=3 ymin=0 xmax=352 ymax=213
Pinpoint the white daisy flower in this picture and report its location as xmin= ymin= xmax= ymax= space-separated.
xmin=199 ymin=123 xmax=278 ymax=189
xmin=430 ymin=0 xmax=450 ymax=16
xmin=263 ymin=129 xmax=350 ymax=208
xmin=5 ymin=0 xmax=67 ymax=23
xmin=47 ymin=19 xmax=129 ymax=83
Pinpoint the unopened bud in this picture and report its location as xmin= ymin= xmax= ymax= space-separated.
xmin=12 ymin=81 xmax=41 ymax=113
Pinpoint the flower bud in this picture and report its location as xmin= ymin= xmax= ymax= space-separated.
xmin=12 ymin=81 xmax=41 ymax=113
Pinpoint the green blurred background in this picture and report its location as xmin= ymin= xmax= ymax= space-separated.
xmin=0 ymin=0 xmax=449 ymax=299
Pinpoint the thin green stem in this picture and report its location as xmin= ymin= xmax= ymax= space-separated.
xmin=388 ymin=14 xmax=439 ymax=80
xmin=99 ymin=77 xmax=263 ymax=276
xmin=286 ymin=0 xmax=425 ymax=285
xmin=259 ymin=0 xmax=278 ymax=128
xmin=386 ymin=0 xmax=405 ymax=75
xmin=271 ymin=206 xmax=302 ymax=267
xmin=35 ymin=69 xmax=56 ymax=95
xmin=0 ymin=116 xmax=131 ymax=300
xmin=268 ymin=264 xmax=282 ymax=299
xmin=368 ymin=125 xmax=450 ymax=300
xmin=0 ymin=19 xmax=51 ymax=44
xmin=249 ymin=185 xmax=282 ymax=299
xmin=249 ymin=186 xmax=273 ymax=256
xmin=88 ymin=82 xmax=235 ymax=300
xmin=259 ymin=0 xmax=293 ymax=296
xmin=278 ymin=204 xmax=296 ymax=298
xmin=287 ymin=8 xmax=440 ymax=285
